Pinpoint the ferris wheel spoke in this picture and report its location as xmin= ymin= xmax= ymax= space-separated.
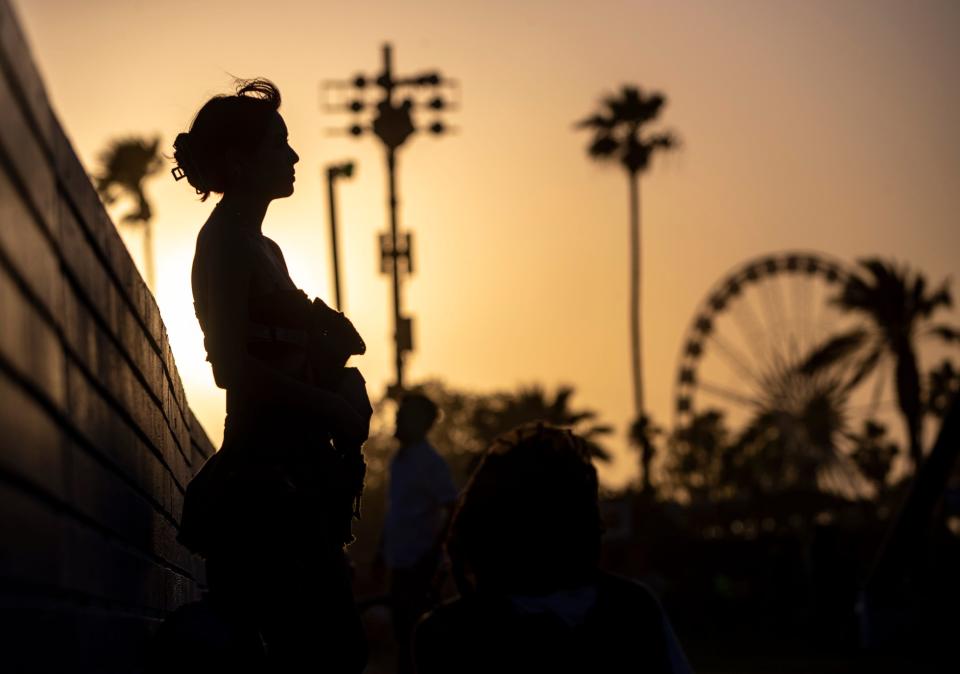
xmin=754 ymin=280 xmax=791 ymax=369
xmin=729 ymin=298 xmax=770 ymax=366
xmin=734 ymin=290 xmax=779 ymax=375
xmin=772 ymin=272 xmax=792 ymax=335
xmin=781 ymin=275 xmax=804 ymax=363
xmin=768 ymin=272 xmax=799 ymax=363
xmin=791 ymin=272 xmax=813 ymax=357
xmin=806 ymin=279 xmax=822 ymax=348
xmin=845 ymin=399 xmax=899 ymax=414
xmin=697 ymin=380 xmax=761 ymax=408
xmin=842 ymin=360 xmax=897 ymax=422
xmin=705 ymin=333 xmax=768 ymax=390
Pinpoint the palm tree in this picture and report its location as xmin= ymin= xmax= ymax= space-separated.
xmin=925 ymin=359 xmax=960 ymax=419
xmin=802 ymin=259 xmax=958 ymax=469
xmin=95 ymin=136 xmax=163 ymax=289
xmin=629 ymin=414 xmax=661 ymax=495
xmin=576 ymin=85 xmax=677 ymax=421
xmin=849 ymin=420 xmax=898 ymax=497
xmin=665 ymin=409 xmax=730 ymax=502
xmin=470 ymin=385 xmax=614 ymax=463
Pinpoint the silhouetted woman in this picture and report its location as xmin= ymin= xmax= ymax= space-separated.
xmin=172 ymin=79 xmax=370 ymax=673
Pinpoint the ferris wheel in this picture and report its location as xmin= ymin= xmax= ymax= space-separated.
xmin=672 ymin=251 xmax=900 ymax=495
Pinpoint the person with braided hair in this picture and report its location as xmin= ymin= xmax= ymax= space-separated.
xmin=170 ymin=78 xmax=370 ymax=673
xmin=415 ymin=424 xmax=693 ymax=674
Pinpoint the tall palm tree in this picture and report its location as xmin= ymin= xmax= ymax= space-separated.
xmin=802 ymin=259 xmax=958 ymax=469
xmin=95 ymin=136 xmax=163 ymax=290
xmin=629 ymin=413 xmax=661 ymax=495
xmin=576 ymin=86 xmax=676 ymax=422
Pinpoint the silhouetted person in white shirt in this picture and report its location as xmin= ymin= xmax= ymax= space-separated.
xmin=380 ymin=393 xmax=458 ymax=674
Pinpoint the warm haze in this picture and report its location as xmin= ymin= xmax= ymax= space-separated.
xmin=14 ymin=0 xmax=960 ymax=487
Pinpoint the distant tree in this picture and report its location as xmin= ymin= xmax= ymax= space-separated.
xmin=363 ymin=381 xmax=613 ymax=489
xmin=576 ymin=86 xmax=677 ymax=423
xmin=95 ymin=136 xmax=163 ymax=289
xmin=469 ymin=384 xmax=613 ymax=463
xmin=925 ymin=359 xmax=960 ymax=419
xmin=848 ymin=420 xmax=899 ymax=496
xmin=802 ymin=259 xmax=958 ymax=470
xmin=664 ymin=409 xmax=734 ymax=501
xmin=729 ymin=388 xmax=868 ymax=500
xmin=665 ymin=377 xmax=872 ymax=504
xmin=629 ymin=414 xmax=662 ymax=496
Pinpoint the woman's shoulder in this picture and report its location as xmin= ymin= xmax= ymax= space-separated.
xmin=594 ymin=571 xmax=665 ymax=618
xmin=596 ymin=571 xmax=660 ymax=598
xmin=195 ymin=216 xmax=260 ymax=267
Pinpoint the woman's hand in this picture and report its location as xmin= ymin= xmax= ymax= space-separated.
xmin=312 ymin=389 xmax=369 ymax=448
xmin=337 ymin=368 xmax=373 ymax=424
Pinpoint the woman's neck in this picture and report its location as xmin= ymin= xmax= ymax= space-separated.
xmin=217 ymin=193 xmax=271 ymax=233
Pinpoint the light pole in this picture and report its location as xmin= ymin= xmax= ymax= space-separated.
xmin=323 ymin=43 xmax=459 ymax=396
xmin=325 ymin=161 xmax=355 ymax=311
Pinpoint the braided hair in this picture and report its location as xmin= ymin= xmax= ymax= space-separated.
xmin=172 ymin=78 xmax=281 ymax=201
xmin=447 ymin=423 xmax=603 ymax=596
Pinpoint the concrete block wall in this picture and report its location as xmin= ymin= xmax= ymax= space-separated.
xmin=0 ymin=2 xmax=214 ymax=670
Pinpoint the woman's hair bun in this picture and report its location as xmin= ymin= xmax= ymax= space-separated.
xmin=171 ymin=132 xmax=208 ymax=195
xmin=171 ymin=78 xmax=282 ymax=202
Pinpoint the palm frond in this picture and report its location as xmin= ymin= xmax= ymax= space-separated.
xmin=585 ymin=424 xmax=614 ymax=437
xmin=920 ymin=279 xmax=952 ymax=315
xmin=928 ymin=324 xmax=960 ymax=343
xmin=582 ymin=439 xmax=612 ymax=463
xmin=801 ymin=329 xmax=870 ymax=375
xmin=587 ymin=134 xmax=619 ymax=159
xmin=647 ymin=132 xmax=678 ymax=150
xmin=842 ymin=346 xmax=884 ymax=393
xmin=574 ymin=113 xmax=614 ymax=130
xmin=910 ymin=274 xmax=927 ymax=313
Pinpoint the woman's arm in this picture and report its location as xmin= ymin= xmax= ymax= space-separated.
xmin=200 ymin=234 xmax=366 ymax=444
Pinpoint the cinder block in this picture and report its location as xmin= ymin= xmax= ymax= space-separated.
xmin=0 ymin=169 xmax=62 ymax=325
xmin=0 ymin=0 xmax=55 ymax=148
xmin=0 ymin=64 xmax=55 ymax=235
xmin=0 ymin=480 xmax=64 ymax=586
xmin=59 ymin=201 xmax=116 ymax=344
xmin=51 ymin=127 xmax=100 ymax=240
xmin=64 ymin=361 xmax=187 ymax=509
xmin=61 ymin=286 xmax=99 ymax=374
xmin=62 ymin=521 xmax=169 ymax=612
xmin=189 ymin=410 xmax=217 ymax=461
xmin=69 ymin=447 xmax=156 ymax=552
xmin=0 ymin=370 xmax=66 ymax=499
xmin=0 ymin=266 xmax=66 ymax=410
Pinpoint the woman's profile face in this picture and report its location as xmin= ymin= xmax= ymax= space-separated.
xmin=238 ymin=111 xmax=299 ymax=200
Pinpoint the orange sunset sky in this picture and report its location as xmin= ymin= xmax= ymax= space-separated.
xmin=14 ymin=0 xmax=960 ymax=486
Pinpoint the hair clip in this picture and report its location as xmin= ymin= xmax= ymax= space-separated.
xmin=171 ymin=166 xmax=186 ymax=181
